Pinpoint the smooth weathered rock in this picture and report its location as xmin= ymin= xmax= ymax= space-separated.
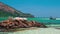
xmin=0 ymin=18 xmax=47 ymax=32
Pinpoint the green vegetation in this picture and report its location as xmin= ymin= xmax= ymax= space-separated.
xmin=0 ymin=10 xmax=34 ymax=17
xmin=0 ymin=10 xmax=14 ymax=17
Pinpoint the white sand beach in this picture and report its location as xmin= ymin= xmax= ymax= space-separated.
xmin=0 ymin=28 xmax=60 ymax=34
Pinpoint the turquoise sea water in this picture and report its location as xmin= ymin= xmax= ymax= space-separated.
xmin=27 ymin=18 xmax=60 ymax=25
xmin=0 ymin=17 xmax=60 ymax=24
xmin=0 ymin=17 xmax=8 ymax=21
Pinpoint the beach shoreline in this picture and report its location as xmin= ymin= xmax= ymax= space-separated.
xmin=0 ymin=28 xmax=60 ymax=34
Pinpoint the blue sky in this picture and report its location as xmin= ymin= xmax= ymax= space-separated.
xmin=0 ymin=0 xmax=60 ymax=17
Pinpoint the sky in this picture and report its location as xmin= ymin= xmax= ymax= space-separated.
xmin=0 ymin=0 xmax=60 ymax=17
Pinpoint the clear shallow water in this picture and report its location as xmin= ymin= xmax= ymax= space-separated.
xmin=0 ymin=17 xmax=60 ymax=23
xmin=0 ymin=17 xmax=60 ymax=25
xmin=27 ymin=18 xmax=60 ymax=24
xmin=0 ymin=17 xmax=8 ymax=21
xmin=46 ymin=24 xmax=60 ymax=28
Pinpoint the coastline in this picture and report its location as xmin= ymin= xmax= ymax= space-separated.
xmin=0 ymin=28 xmax=60 ymax=34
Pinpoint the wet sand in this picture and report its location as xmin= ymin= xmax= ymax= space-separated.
xmin=0 ymin=28 xmax=60 ymax=34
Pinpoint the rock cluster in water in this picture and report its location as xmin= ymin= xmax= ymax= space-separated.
xmin=0 ymin=17 xmax=47 ymax=32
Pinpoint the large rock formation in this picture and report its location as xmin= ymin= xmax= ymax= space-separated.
xmin=0 ymin=18 xmax=47 ymax=32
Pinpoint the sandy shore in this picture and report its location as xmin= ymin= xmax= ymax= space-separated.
xmin=0 ymin=28 xmax=60 ymax=34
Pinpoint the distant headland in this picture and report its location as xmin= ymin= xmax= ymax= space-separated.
xmin=0 ymin=2 xmax=34 ymax=17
